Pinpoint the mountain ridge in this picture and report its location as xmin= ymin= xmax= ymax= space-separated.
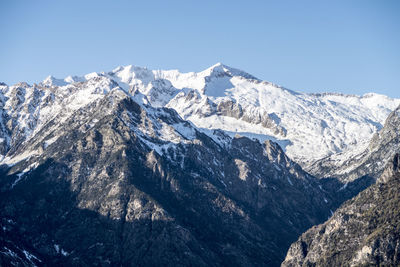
xmin=1 ymin=63 xmax=399 ymax=167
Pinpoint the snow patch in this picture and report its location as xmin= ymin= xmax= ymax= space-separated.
xmin=338 ymin=182 xmax=348 ymax=191
xmin=11 ymin=172 xmax=25 ymax=188
xmin=43 ymin=135 xmax=59 ymax=149
xmin=23 ymin=250 xmax=41 ymax=263
xmin=351 ymin=246 xmax=372 ymax=266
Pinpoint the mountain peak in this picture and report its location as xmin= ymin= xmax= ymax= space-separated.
xmin=209 ymin=62 xmax=225 ymax=68
xmin=42 ymin=75 xmax=68 ymax=87
xmin=202 ymin=63 xmax=259 ymax=80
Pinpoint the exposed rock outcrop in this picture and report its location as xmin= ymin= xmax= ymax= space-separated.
xmin=282 ymin=153 xmax=400 ymax=267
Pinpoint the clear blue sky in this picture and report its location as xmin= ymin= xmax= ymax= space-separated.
xmin=1 ymin=0 xmax=399 ymax=97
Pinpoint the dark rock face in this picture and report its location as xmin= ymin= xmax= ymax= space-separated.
xmin=0 ymin=88 xmax=338 ymax=266
xmin=282 ymin=154 xmax=400 ymax=267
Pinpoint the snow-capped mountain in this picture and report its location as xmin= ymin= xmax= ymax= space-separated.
xmin=1 ymin=63 xmax=398 ymax=166
xmin=1 ymin=63 xmax=398 ymax=266
xmin=0 ymin=76 xmax=341 ymax=266
xmin=108 ymin=63 xmax=400 ymax=165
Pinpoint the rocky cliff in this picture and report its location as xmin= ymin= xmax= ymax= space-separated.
xmin=282 ymin=153 xmax=400 ymax=266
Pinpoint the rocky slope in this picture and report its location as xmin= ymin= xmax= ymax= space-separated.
xmin=0 ymin=80 xmax=341 ymax=266
xmin=282 ymin=153 xmax=400 ymax=267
